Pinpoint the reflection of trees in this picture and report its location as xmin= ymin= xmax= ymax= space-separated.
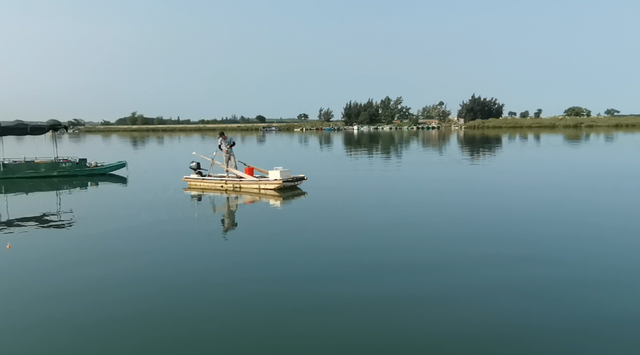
xmin=457 ymin=131 xmax=503 ymax=161
xmin=418 ymin=130 xmax=453 ymax=154
xmin=563 ymin=130 xmax=588 ymax=145
xmin=100 ymin=133 xmax=114 ymax=143
xmin=604 ymin=133 xmax=615 ymax=143
xmin=343 ymin=131 xmax=410 ymax=159
xmin=128 ymin=134 xmax=150 ymax=149
xmin=67 ymin=134 xmax=86 ymax=145
xmin=533 ymin=133 xmax=541 ymax=144
xmin=317 ymin=132 xmax=333 ymax=150
xmin=298 ymin=134 xmax=309 ymax=146
xmin=257 ymin=133 xmax=266 ymax=145
xmin=154 ymin=135 xmax=165 ymax=146
xmin=343 ymin=130 xmax=453 ymax=159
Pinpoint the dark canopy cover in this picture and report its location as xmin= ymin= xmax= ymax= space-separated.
xmin=0 ymin=120 xmax=68 ymax=137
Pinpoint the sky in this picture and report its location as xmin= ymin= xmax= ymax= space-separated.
xmin=1 ymin=0 xmax=639 ymax=122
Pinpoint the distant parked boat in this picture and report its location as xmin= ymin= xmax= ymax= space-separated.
xmin=262 ymin=126 xmax=280 ymax=132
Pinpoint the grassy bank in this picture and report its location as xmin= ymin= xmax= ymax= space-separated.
xmin=464 ymin=116 xmax=640 ymax=129
xmin=80 ymin=121 xmax=344 ymax=133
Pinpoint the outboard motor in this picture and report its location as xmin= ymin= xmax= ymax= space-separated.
xmin=189 ymin=161 xmax=204 ymax=176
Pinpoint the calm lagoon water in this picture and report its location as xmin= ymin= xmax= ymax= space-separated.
xmin=1 ymin=129 xmax=639 ymax=354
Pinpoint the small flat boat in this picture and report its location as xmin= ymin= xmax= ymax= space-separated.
xmin=182 ymin=153 xmax=307 ymax=191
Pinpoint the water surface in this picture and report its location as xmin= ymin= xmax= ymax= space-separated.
xmin=1 ymin=129 xmax=639 ymax=354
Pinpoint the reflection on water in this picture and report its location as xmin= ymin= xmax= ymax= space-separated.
xmin=419 ymin=130 xmax=452 ymax=153
xmin=129 ymin=135 xmax=151 ymax=150
xmin=3 ymin=129 xmax=640 ymax=354
xmin=564 ymin=130 xmax=587 ymax=145
xmin=533 ymin=133 xmax=541 ymax=143
xmin=344 ymin=131 xmax=405 ymax=158
xmin=186 ymin=187 xmax=308 ymax=237
xmin=67 ymin=133 xmax=86 ymax=145
xmin=343 ymin=130 xmax=454 ymax=158
xmin=0 ymin=174 xmax=128 ymax=234
xmin=298 ymin=134 xmax=309 ymax=146
xmin=457 ymin=130 xmax=503 ymax=161
xmin=317 ymin=132 xmax=333 ymax=150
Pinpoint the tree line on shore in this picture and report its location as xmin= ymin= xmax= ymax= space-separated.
xmin=95 ymin=95 xmax=631 ymax=127
xmin=99 ymin=112 xmax=270 ymax=126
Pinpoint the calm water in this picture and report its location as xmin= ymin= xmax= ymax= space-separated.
xmin=1 ymin=129 xmax=639 ymax=354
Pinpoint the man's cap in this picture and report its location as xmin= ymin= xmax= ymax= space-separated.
xmin=218 ymin=131 xmax=225 ymax=137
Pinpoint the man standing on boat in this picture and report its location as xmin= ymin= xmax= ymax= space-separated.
xmin=218 ymin=131 xmax=238 ymax=172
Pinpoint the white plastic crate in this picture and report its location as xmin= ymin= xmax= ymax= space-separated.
xmin=268 ymin=167 xmax=291 ymax=180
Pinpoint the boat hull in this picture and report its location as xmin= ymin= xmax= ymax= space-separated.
xmin=182 ymin=174 xmax=306 ymax=191
xmin=0 ymin=160 xmax=127 ymax=179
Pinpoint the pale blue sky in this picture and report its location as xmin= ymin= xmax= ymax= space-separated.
xmin=1 ymin=0 xmax=638 ymax=121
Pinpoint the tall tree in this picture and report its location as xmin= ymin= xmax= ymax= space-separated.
xmin=604 ymin=108 xmax=620 ymax=116
xmin=379 ymin=96 xmax=395 ymax=124
xmin=534 ymin=109 xmax=543 ymax=118
xmin=321 ymin=108 xmax=334 ymax=122
xmin=67 ymin=118 xmax=85 ymax=127
xmin=519 ymin=110 xmax=530 ymax=118
xmin=297 ymin=113 xmax=309 ymax=120
xmin=418 ymin=101 xmax=451 ymax=121
xmin=392 ymin=97 xmax=412 ymax=122
xmin=564 ymin=106 xmax=589 ymax=117
xmin=255 ymin=115 xmax=266 ymax=123
xmin=457 ymin=94 xmax=504 ymax=122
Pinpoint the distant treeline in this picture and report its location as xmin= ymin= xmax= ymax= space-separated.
xmin=101 ymin=112 xmax=270 ymax=126
xmin=340 ymin=96 xmax=450 ymax=126
xmin=97 ymin=97 xmax=637 ymax=127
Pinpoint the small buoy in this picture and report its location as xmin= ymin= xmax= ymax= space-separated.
xmin=7 ymin=243 xmax=11 ymax=249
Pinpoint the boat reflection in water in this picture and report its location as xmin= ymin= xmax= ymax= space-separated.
xmin=185 ymin=187 xmax=308 ymax=236
xmin=0 ymin=174 xmax=128 ymax=234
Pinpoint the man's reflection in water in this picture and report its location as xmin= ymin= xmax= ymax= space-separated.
xmin=219 ymin=196 xmax=239 ymax=235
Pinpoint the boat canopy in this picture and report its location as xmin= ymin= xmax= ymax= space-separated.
xmin=0 ymin=120 xmax=68 ymax=137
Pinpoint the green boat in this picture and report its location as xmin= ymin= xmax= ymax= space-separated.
xmin=0 ymin=120 xmax=127 ymax=179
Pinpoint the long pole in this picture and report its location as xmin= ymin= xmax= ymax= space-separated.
xmin=238 ymin=160 xmax=269 ymax=175
xmin=192 ymin=152 xmax=257 ymax=180
xmin=206 ymin=151 xmax=216 ymax=176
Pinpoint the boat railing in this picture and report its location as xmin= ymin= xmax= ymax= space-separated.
xmin=1 ymin=156 xmax=82 ymax=163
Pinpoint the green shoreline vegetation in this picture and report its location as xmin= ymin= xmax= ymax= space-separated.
xmin=79 ymin=116 xmax=640 ymax=133
xmin=70 ymin=94 xmax=639 ymax=132
xmin=80 ymin=120 xmax=343 ymax=133
xmin=464 ymin=115 xmax=640 ymax=129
